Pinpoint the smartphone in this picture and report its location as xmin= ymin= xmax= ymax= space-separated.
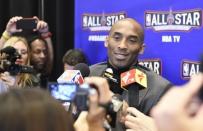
xmin=48 ymin=82 xmax=78 ymax=102
xmin=16 ymin=18 xmax=37 ymax=30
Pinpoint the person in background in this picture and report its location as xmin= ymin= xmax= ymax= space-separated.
xmin=0 ymin=36 xmax=39 ymax=93
xmin=89 ymin=18 xmax=172 ymax=131
xmin=0 ymin=88 xmax=75 ymax=131
xmin=151 ymin=73 xmax=203 ymax=131
xmin=0 ymin=16 xmax=53 ymax=89
xmin=62 ymin=49 xmax=87 ymax=71
xmin=27 ymin=35 xmax=51 ymax=89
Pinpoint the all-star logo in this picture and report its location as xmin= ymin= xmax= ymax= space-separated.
xmin=139 ymin=59 xmax=162 ymax=75
xmin=181 ymin=60 xmax=200 ymax=79
xmin=82 ymin=12 xmax=126 ymax=31
xmin=145 ymin=9 xmax=202 ymax=31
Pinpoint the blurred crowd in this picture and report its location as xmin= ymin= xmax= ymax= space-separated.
xmin=0 ymin=16 xmax=202 ymax=131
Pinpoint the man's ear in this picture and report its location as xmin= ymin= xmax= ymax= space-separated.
xmin=104 ymin=37 xmax=109 ymax=47
xmin=139 ymin=43 xmax=145 ymax=54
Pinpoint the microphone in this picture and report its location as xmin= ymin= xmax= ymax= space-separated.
xmin=103 ymin=68 xmax=119 ymax=84
xmin=73 ymin=63 xmax=90 ymax=77
xmin=57 ymin=70 xmax=84 ymax=84
xmin=120 ymin=68 xmax=147 ymax=89
xmin=57 ymin=63 xmax=90 ymax=85
xmin=102 ymin=67 xmax=124 ymax=94
xmin=120 ymin=68 xmax=147 ymax=108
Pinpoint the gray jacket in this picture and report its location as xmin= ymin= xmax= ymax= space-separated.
xmin=90 ymin=61 xmax=172 ymax=114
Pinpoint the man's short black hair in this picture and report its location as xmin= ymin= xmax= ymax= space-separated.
xmin=62 ymin=49 xmax=87 ymax=66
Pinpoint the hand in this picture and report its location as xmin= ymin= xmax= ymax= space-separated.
xmin=0 ymin=72 xmax=16 ymax=88
xmin=151 ymin=73 xmax=203 ymax=131
xmin=84 ymin=76 xmax=113 ymax=104
xmin=6 ymin=16 xmax=23 ymax=34
xmin=87 ymin=88 xmax=106 ymax=124
xmin=84 ymin=77 xmax=114 ymax=130
xmin=85 ymin=77 xmax=111 ymax=129
xmin=33 ymin=16 xmax=49 ymax=33
xmin=74 ymin=84 xmax=105 ymax=131
xmin=125 ymin=107 xmax=157 ymax=131
xmin=118 ymin=100 xmax=129 ymax=123
xmin=74 ymin=111 xmax=89 ymax=131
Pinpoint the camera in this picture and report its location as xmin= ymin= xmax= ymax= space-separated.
xmin=48 ymin=82 xmax=94 ymax=111
xmin=0 ymin=46 xmax=34 ymax=75
xmin=48 ymin=82 xmax=123 ymax=127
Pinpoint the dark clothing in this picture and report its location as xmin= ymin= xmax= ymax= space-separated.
xmin=90 ymin=61 xmax=172 ymax=131
xmin=36 ymin=73 xmax=49 ymax=89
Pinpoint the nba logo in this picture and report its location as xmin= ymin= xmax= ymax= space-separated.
xmin=183 ymin=63 xmax=189 ymax=77
xmin=145 ymin=14 xmax=151 ymax=26
xmin=72 ymin=72 xmax=84 ymax=84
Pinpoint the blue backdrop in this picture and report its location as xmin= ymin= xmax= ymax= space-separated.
xmin=75 ymin=0 xmax=203 ymax=84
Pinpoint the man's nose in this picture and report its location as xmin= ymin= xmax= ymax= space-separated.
xmin=39 ymin=52 xmax=45 ymax=58
xmin=118 ymin=39 xmax=127 ymax=49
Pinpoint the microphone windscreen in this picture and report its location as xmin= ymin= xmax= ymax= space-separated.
xmin=73 ymin=63 xmax=90 ymax=77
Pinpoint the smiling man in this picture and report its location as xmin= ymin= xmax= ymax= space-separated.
xmin=90 ymin=18 xmax=172 ymax=131
xmin=106 ymin=18 xmax=144 ymax=69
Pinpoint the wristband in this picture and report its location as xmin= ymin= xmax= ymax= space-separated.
xmin=99 ymin=94 xmax=123 ymax=113
xmin=41 ymin=32 xmax=52 ymax=39
xmin=2 ymin=31 xmax=11 ymax=40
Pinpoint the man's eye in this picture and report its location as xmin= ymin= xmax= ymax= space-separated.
xmin=129 ymin=39 xmax=137 ymax=43
xmin=129 ymin=38 xmax=139 ymax=44
xmin=34 ymin=50 xmax=41 ymax=54
xmin=113 ymin=36 xmax=121 ymax=40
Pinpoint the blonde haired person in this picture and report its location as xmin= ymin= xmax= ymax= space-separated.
xmin=0 ymin=36 xmax=39 ymax=93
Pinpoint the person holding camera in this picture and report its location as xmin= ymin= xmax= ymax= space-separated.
xmin=0 ymin=36 xmax=39 ymax=93
xmin=0 ymin=77 xmax=112 ymax=131
xmin=28 ymin=16 xmax=53 ymax=77
xmin=0 ymin=16 xmax=53 ymax=89
xmin=151 ymin=73 xmax=203 ymax=131
xmin=74 ymin=76 xmax=114 ymax=131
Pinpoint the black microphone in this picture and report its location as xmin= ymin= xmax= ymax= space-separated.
xmin=73 ymin=63 xmax=90 ymax=77
xmin=102 ymin=67 xmax=125 ymax=94
xmin=103 ymin=68 xmax=119 ymax=84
